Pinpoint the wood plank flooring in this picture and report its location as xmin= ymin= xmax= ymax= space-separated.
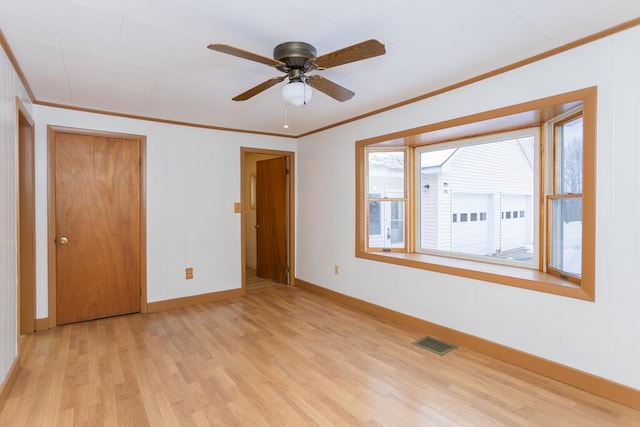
xmin=2 ymin=286 xmax=640 ymax=426
xmin=246 ymin=267 xmax=284 ymax=292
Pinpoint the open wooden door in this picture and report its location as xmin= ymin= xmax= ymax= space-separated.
xmin=54 ymin=132 xmax=141 ymax=325
xmin=255 ymin=157 xmax=288 ymax=284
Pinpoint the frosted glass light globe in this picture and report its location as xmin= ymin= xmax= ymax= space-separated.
xmin=282 ymin=81 xmax=312 ymax=106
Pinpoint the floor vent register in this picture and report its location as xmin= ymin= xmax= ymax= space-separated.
xmin=413 ymin=336 xmax=456 ymax=356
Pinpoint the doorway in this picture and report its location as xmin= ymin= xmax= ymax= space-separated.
xmin=17 ymin=99 xmax=36 ymax=340
xmin=241 ymin=148 xmax=295 ymax=293
xmin=47 ymin=126 xmax=147 ymax=326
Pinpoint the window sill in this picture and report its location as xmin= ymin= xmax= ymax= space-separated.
xmin=356 ymin=250 xmax=594 ymax=301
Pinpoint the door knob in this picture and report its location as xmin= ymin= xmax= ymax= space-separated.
xmin=255 ymin=224 xmax=260 ymax=229
xmin=58 ymin=236 xmax=69 ymax=245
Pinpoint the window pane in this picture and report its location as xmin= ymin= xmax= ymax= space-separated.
xmin=367 ymin=151 xmax=405 ymax=198
xmin=558 ymin=117 xmax=583 ymax=194
xmin=368 ymin=200 xmax=381 ymax=235
xmin=368 ymin=201 xmax=405 ymax=248
xmin=550 ymin=198 xmax=582 ymax=277
xmin=419 ymin=135 xmax=535 ymax=265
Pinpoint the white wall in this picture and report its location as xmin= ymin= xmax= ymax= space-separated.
xmin=32 ymin=106 xmax=296 ymax=314
xmin=0 ymin=48 xmax=32 ymax=386
xmin=296 ymin=26 xmax=640 ymax=390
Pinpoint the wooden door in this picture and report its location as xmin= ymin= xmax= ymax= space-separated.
xmin=256 ymin=157 xmax=287 ymax=283
xmin=55 ymin=133 xmax=141 ymax=325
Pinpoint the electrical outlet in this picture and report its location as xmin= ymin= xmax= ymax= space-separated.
xmin=186 ymin=267 xmax=193 ymax=280
xmin=334 ymin=265 xmax=339 ymax=275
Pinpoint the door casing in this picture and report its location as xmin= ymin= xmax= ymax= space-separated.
xmin=47 ymin=126 xmax=148 ymax=327
xmin=17 ymin=98 xmax=36 ymax=342
xmin=241 ymin=147 xmax=295 ymax=292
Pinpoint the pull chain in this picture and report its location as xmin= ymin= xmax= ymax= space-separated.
xmin=283 ymin=101 xmax=289 ymax=129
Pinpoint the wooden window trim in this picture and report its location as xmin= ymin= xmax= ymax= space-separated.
xmin=364 ymin=197 xmax=407 ymax=253
xmin=364 ymin=147 xmax=409 ymax=252
xmin=546 ymin=112 xmax=585 ymax=285
xmin=546 ymin=194 xmax=583 ymax=285
xmin=356 ymin=87 xmax=596 ymax=301
xmin=553 ymin=112 xmax=584 ymax=194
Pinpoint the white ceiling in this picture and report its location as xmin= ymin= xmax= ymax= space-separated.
xmin=1 ymin=0 xmax=639 ymax=136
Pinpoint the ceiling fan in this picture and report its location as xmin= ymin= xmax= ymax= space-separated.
xmin=207 ymin=39 xmax=386 ymax=105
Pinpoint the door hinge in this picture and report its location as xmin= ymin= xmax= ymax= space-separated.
xmin=285 ymin=266 xmax=290 ymax=284
xmin=285 ymin=168 xmax=290 ymax=175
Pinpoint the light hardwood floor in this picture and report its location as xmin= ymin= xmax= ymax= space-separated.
xmin=2 ymin=286 xmax=639 ymax=426
xmin=246 ymin=267 xmax=284 ymax=292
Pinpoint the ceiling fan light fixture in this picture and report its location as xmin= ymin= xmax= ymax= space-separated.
xmin=282 ymin=80 xmax=312 ymax=106
xmin=208 ymin=39 xmax=385 ymax=104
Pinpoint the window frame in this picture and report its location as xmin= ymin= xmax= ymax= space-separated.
xmin=545 ymin=111 xmax=585 ymax=285
xmin=414 ymin=126 xmax=540 ymax=269
xmin=355 ymin=87 xmax=596 ymax=301
xmin=364 ymin=147 xmax=409 ymax=252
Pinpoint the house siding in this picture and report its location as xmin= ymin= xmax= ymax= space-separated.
xmin=420 ymin=137 xmax=534 ymax=255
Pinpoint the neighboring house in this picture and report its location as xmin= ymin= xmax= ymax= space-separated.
xmin=421 ymin=137 xmax=534 ymax=260
xmin=367 ymin=137 xmax=534 ymax=257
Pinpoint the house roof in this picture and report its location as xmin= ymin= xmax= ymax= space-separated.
xmin=421 ymin=148 xmax=458 ymax=168
xmin=421 ymin=137 xmax=535 ymax=170
xmin=1 ymin=1 xmax=639 ymax=136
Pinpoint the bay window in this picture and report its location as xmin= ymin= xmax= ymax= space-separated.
xmin=356 ymin=88 xmax=596 ymax=300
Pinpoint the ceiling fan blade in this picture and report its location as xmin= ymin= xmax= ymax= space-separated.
xmin=307 ymin=75 xmax=355 ymax=102
xmin=232 ymin=77 xmax=285 ymax=101
xmin=208 ymin=44 xmax=285 ymax=67
xmin=314 ymin=39 xmax=385 ymax=69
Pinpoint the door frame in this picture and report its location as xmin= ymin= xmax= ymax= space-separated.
xmin=16 ymin=98 xmax=35 ymax=346
xmin=47 ymin=126 xmax=148 ymax=327
xmin=240 ymin=147 xmax=295 ymax=292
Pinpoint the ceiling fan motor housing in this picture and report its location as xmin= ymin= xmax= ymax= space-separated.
xmin=274 ymin=41 xmax=317 ymax=73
